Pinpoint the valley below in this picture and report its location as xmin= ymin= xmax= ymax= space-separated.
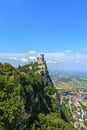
xmin=52 ymin=72 xmax=87 ymax=129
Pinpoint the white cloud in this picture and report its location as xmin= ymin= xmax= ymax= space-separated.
xmin=44 ymin=51 xmax=87 ymax=62
xmin=0 ymin=50 xmax=87 ymax=63
xmin=27 ymin=50 xmax=36 ymax=54
xmin=9 ymin=57 xmax=18 ymax=60
xmin=64 ymin=49 xmax=73 ymax=53
xmin=75 ymin=60 xmax=79 ymax=64
xmin=20 ymin=58 xmax=28 ymax=63
xmin=47 ymin=59 xmax=64 ymax=64
xmin=47 ymin=60 xmax=58 ymax=64
xmin=59 ymin=59 xmax=63 ymax=63
xmin=1 ymin=50 xmax=87 ymax=71
xmin=29 ymin=56 xmax=36 ymax=60
xmin=0 ymin=50 xmax=37 ymax=63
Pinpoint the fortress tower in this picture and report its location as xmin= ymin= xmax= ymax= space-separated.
xmin=37 ymin=54 xmax=45 ymax=64
xmin=29 ymin=54 xmax=53 ymax=86
xmin=40 ymin=54 xmax=44 ymax=62
xmin=36 ymin=54 xmax=53 ymax=86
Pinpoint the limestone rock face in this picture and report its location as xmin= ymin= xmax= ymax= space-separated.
xmin=13 ymin=54 xmax=58 ymax=129
xmin=36 ymin=54 xmax=53 ymax=87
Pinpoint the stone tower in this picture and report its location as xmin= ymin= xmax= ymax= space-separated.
xmin=37 ymin=54 xmax=45 ymax=64
xmin=36 ymin=54 xmax=53 ymax=87
xmin=40 ymin=54 xmax=44 ymax=62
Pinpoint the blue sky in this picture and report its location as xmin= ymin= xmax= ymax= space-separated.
xmin=0 ymin=0 xmax=87 ymax=71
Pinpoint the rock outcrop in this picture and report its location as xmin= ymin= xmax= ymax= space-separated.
xmin=36 ymin=54 xmax=53 ymax=86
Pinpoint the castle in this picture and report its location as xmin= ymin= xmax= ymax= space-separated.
xmin=36 ymin=54 xmax=47 ymax=72
xmin=37 ymin=54 xmax=45 ymax=65
xmin=29 ymin=54 xmax=53 ymax=86
xmin=36 ymin=54 xmax=53 ymax=86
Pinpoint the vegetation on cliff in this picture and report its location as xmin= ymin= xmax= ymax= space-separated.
xmin=0 ymin=62 xmax=77 ymax=130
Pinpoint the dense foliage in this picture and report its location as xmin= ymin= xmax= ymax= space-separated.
xmin=0 ymin=62 xmax=77 ymax=130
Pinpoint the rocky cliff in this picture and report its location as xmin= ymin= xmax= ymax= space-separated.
xmin=0 ymin=57 xmax=76 ymax=130
xmin=15 ymin=55 xmax=58 ymax=129
xmin=30 ymin=54 xmax=53 ymax=87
